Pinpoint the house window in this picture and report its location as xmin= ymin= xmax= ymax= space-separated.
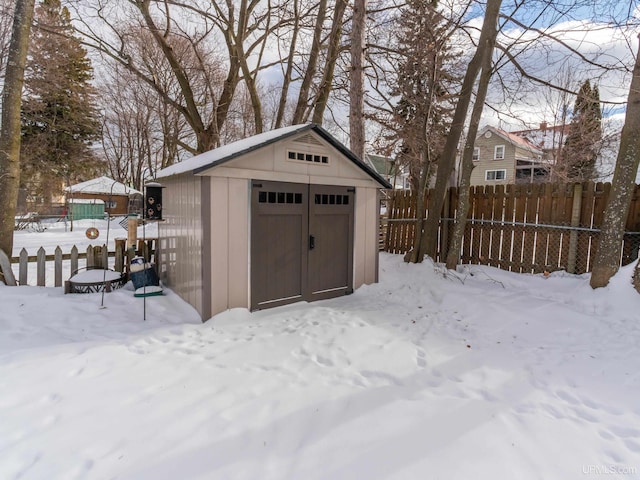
xmin=472 ymin=147 xmax=480 ymax=162
xmin=494 ymin=145 xmax=505 ymax=160
xmin=105 ymin=200 xmax=117 ymax=209
xmin=485 ymin=169 xmax=506 ymax=181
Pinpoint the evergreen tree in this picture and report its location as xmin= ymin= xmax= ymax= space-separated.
xmin=391 ymin=0 xmax=458 ymax=191
xmin=20 ymin=0 xmax=101 ymax=206
xmin=559 ymin=79 xmax=602 ymax=181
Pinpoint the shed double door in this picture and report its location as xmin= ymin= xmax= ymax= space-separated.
xmin=251 ymin=181 xmax=354 ymax=310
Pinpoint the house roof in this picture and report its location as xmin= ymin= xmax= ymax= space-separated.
xmin=511 ymin=124 xmax=570 ymax=151
xmin=156 ymin=124 xmax=392 ymax=189
xmin=365 ymin=153 xmax=397 ymax=177
xmin=477 ymin=126 xmax=543 ymax=156
xmin=65 ymin=176 xmax=141 ymax=196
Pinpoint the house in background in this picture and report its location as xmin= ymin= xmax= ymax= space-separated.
xmin=364 ymin=154 xmax=410 ymax=189
xmin=471 ymin=125 xmax=549 ymax=186
xmin=65 ymin=176 xmax=143 ymax=216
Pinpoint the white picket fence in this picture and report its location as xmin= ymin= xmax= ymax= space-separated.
xmin=6 ymin=240 xmax=155 ymax=287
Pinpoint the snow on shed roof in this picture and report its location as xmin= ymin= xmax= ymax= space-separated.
xmin=66 ymin=176 xmax=141 ymax=196
xmin=156 ymin=124 xmax=392 ymax=188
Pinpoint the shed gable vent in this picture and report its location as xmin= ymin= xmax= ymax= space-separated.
xmin=294 ymin=133 xmax=323 ymax=146
xmin=288 ymin=150 xmax=329 ymax=164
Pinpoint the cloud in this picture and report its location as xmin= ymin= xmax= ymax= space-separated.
xmin=483 ymin=17 xmax=638 ymax=130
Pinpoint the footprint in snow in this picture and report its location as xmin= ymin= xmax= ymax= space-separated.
xmin=604 ymin=449 xmax=624 ymax=463
xmin=598 ymin=429 xmax=615 ymax=441
xmin=415 ymin=349 xmax=427 ymax=368
xmin=313 ymin=355 xmax=334 ymax=367
xmin=42 ymin=414 xmax=60 ymax=427
xmin=67 ymin=366 xmax=85 ymax=377
xmin=609 ymin=425 xmax=640 ymax=438
xmin=574 ymin=408 xmax=598 ymax=423
xmin=555 ymin=390 xmax=580 ymax=405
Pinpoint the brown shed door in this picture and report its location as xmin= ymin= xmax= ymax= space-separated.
xmin=308 ymin=184 xmax=354 ymax=301
xmin=251 ymin=181 xmax=354 ymax=310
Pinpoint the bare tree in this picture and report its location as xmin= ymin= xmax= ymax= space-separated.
xmin=590 ymin=36 xmax=640 ymax=289
xmin=290 ymin=0 xmax=329 ymax=124
xmin=101 ymin=63 xmax=187 ymax=190
xmin=349 ymin=0 xmax=366 ymax=160
xmin=311 ymin=0 xmax=349 ymax=124
xmin=73 ymin=0 xmax=282 ymax=153
xmin=445 ymin=15 xmax=498 ymax=269
xmin=413 ymin=0 xmax=503 ymax=262
xmin=0 ymin=0 xmax=35 ymax=259
xmin=98 ymin=26 xmax=217 ymax=188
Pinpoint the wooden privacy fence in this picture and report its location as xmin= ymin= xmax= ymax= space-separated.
xmin=7 ymin=238 xmax=156 ymax=287
xmin=383 ymin=182 xmax=640 ymax=275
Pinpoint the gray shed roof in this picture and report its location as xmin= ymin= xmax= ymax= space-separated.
xmin=156 ymin=124 xmax=392 ymax=189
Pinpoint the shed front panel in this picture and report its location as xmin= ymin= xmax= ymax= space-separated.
xmin=308 ymin=184 xmax=354 ymax=301
xmin=251 ymin=181 xmax=309 ymax=310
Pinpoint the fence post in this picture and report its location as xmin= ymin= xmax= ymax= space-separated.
xmin=567 ymin=183 xmax=583 ymax=274
xmin=115 ymin=239 xmax=126 ymax=272
xmin=37 ymin=247 xmax=46 ymax=286
xmin=70 ymin=245 xmax=78 ymax=274
xmin=0 ymin=249 xmax=17 ymax=286
xmin=54 ymin=246 xmax=63 ymax=287
xmin=19 ymin=248 xmax=28 ymax=285
xmin=86 ymin=245 xmax=94 ymax=268
xmin=101 ymin=244 xmax=108 ymax=269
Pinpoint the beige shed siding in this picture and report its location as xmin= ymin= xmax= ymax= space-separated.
xmin=209 ymin=177 xmax=229 ymax=316
xmin=208 ymin=177 xmax=251 ymax=316
xmin=363 ymin=187 xmax=379 ymax=284
xmin=159 ymin=175 xmax=204 ymax=317
xmin=353 ymin=186 xmax=379 ymax=288
xmin=227 ymin=178 xmax=250 ymax=308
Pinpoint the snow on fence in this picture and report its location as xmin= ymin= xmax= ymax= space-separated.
xmin=383 ymin=182 xmax=640 ymax=275
xmin=7 ymin=239 xmax=156 ymax=287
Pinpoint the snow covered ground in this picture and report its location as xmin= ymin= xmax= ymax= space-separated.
xmin=1 ymin=253 xmax=640 ymax=480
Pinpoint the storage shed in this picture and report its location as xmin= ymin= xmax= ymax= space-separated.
xmin=156 ymin=124 xmax=391 ymax=321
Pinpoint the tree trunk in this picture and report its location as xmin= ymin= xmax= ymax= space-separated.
xmin=405 ymin=149 xmax=430 ymax=263
xmin=411 ymin=0 xmax=502 ymax=262
xmin=275 ymin=0 xmax=300 ymax=128
xmin=445 ymin=17 xmax=498 ymax=270
xmin=349 ymin=0 xmax=366 ymax=160
xmin=590 ymin=36 xmax=640 ymax=288
xmin=311 ymin=0 xmax=348 ymax=125
xmin=0 ymin=0 xmax=36 ymax=259
xmin=292 ymin=0 xmax=327 ymax=125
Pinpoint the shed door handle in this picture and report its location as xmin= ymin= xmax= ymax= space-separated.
xmin=309 ymin=235 xmax=315 ymax=250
